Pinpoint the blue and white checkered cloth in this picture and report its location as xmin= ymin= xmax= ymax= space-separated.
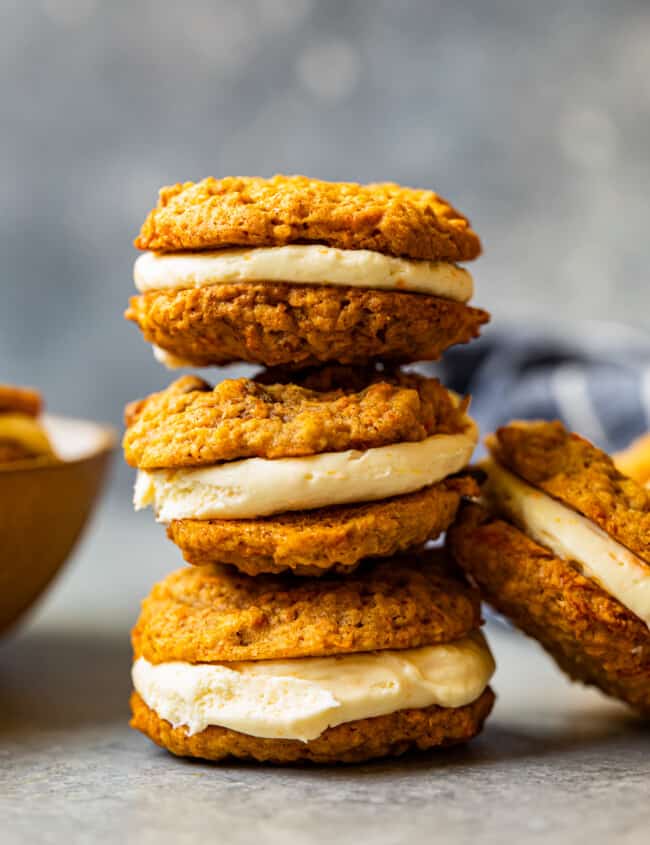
xmin=427 ymin=321 xmax=650 ymax=457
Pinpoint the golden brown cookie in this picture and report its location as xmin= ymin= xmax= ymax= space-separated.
xmin=449 ymin=504 xmax=650 ymax=715
xmin=0 ymin=386 xmax=56 ymax=464
xmin=126 ymin=283 xmax=489 ymax=369
xmin=130 ymin=687 xmax=495 ymax=764
xmin=134 ymin=175 xmax=481 ymax=262
xmin=123 ymin=371 xmax=466 ymax=470
xmin=0 ymin=441 xmax=37 ymax=463
xmin=0 ymin=385 xmax=42 ymax=417
xmin=167 ymin=476 xmax=477 ymax=576
xmin=489 ymin=420 xmax=650 ymax=563
xmin=132 ymin=551 xmax=482 ymax=665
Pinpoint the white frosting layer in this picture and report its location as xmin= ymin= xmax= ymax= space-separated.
xmin=133 ymin=419 xmax=478 ymax=521
xmin=134 ymin=245 xmax=473 ymax=302
xmin=132 ymin=633 xmax=495 ymax=742
xmin=483 ymin=459 xmax=650 ymax=629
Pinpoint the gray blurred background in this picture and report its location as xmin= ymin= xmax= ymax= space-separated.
xmin=2 ymin=0 xmax=649 ymax=626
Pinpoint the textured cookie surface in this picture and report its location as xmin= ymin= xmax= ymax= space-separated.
xmin=134 ymin=175 xmax=481 ymax=262
xmin=168 ymin=476 xmax=478 ymax=576
xmin=126 ymin=283 xmax=489 ymax=368
xmin=123 ymin=371 xmax=466 ymax=470
xmin=449 ymin=504 xmax=650 ymax=715
xmin=132 ymin=550 xmax=482 ymax=664
xmin=0 ymin=385 xmax=42 ymax=417
xmin=490 ymin=420 xmax=650 ymax=564
xmin=130 ymin=687 xmax=494 ymax=764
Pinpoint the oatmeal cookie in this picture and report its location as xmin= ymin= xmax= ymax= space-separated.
xmin=167 ymin=476 xmax=477 ymax=576
xmin=123 ymin=372 xmax=467 ymax=470
xmin=125 ymin=283 xmax=489 ymax=369
xmin=134 ymin=175 xmax=481 ymax=262
xmin=130 ymin=687 xmax=495 ymax=764
xmin=449 ymin=504 xmax=650 ymax=715
xmin=0 ymin=385 xmax=56 ymax=463
xmin=489 ymin=420 xmax=650 ymax=563
xmin=0 ymin=441 xmax=37 ymax=463
xmin=0 ymin=385 xmax=42 ymax=417
xmin=132 ymin=551 xmax=482 ymax=665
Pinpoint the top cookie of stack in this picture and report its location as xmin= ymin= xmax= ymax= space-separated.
xmin=126 ymin=175 xmax=487 ymax=369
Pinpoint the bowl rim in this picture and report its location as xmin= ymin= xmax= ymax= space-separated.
xmin=0 ymin=414 xmax=117 ymax=475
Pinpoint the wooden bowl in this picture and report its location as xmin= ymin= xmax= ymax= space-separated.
xmin=0 ymin=415 xmax=115 ymax=634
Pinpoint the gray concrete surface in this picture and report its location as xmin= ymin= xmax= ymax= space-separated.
xmin=1 ymin=502 xmax=649 ymax=845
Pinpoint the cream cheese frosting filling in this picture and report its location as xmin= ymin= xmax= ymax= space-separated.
xmin=132 ymin=632 xmax=495 ymax=742
xmin=0 ymin=413 xmax=55 ymax=458
xmin=134 ymin=245 xmax=474 ymax=301
xmin=133 ymin=419 xmax=478 ymax=521
xmin=483 ymin=458 xmax=650 ymax=629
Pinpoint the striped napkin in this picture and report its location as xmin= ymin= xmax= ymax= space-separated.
xmin=430 ymin=320 xmax=650 ymax=457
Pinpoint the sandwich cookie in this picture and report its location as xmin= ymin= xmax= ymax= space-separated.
xmin=130 ymin=550 xmax=496 ymax=763
xmin=449 ymin=420 xmax=650 ymax=715
xmin=123 ymin=371 xmax=479 ymax=575
xmin=0 ymin=385 xmax=56 ymax=464
xmin=126 ymin=175 xmax=489 ymax=368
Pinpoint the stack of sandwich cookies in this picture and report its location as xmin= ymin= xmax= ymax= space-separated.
xmin=130 ymin=552 xmax=495 ymax=763
xmin=126 ymin=175 xmax=488 ymax=368
xmin=125 ymin=174 xmax=494 ymax=762
xmin=449 ymin=420 xmax=650 ymax=715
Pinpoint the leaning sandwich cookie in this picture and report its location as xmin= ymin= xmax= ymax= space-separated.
xmin=130 ymin=550 xmax=495 ymax=764
xmin=449 ymin=420 xmax=650 ymax=715
xmin=126 ymin=175 xmax=489 ymax=368
xmin=123 ymin=370 xmax=479 ymax=575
